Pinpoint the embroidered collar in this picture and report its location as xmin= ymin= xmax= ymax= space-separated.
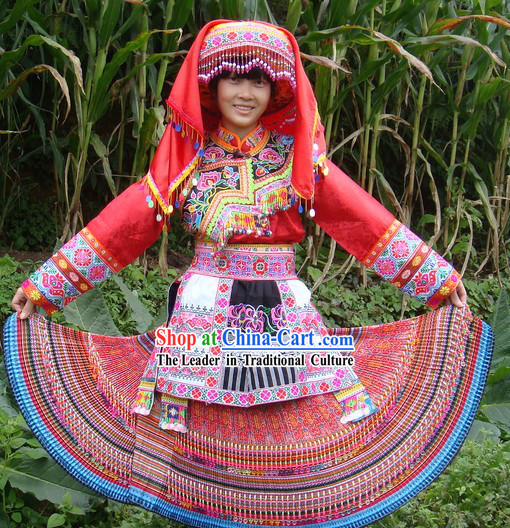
xmin=211 ymin=123 xmax=269 ymax=154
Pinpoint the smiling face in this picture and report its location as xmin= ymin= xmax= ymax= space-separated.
xmin=215 ymin=71 xmax=272 ymax=139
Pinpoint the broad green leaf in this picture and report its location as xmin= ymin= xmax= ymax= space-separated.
xmin=47 ymin=513 xmax=66 ymax=528
xmin=417 ymin=214 xmax=437 ymax=227
xmin=466 ymin=419 xmax=501 ymax=442
xmin=488 ymin=365 xmax=510 ymax=385
xmin=478 ymin=78 xmax=510 ymax=105
xmin=19 ymin=447 xmax=49 ymax=460
xmin=491 ymin=288 xmax=510 ymax=360
xmin=327 ymin=0 xmax=355 ymax=26
xmin=307 ymin=267 xmax=322 ymax=283
xmin=299 ymin=26 xmax=354 ymax=43
xmin=112 ymin=275 xmax=152 ymax=333
xmin=485 ymin=376 xmax=510 ymax=403
xmin=0 ymin=456 xmax=100 ymax=507
xmin=63 ymin=288 xmax=121 ymax=336
xmin=480 ymin=403 xmax=510 ymax=433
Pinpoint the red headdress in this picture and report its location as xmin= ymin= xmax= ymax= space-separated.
xmin=145 ymin=19 xmax=327 ymax=220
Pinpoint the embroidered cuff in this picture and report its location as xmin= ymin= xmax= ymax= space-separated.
xmin=21 ymin=227 xmax=121 ymax=315
xmin=362 ymin=220 xmax=461 ymax=308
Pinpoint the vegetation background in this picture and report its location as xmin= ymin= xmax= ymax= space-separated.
xmin=1 ymin=0 xmax=510 ymax=526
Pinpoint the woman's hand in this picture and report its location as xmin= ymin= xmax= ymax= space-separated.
xmin=444 ymin=279 xmax=467 ymax=308
xmin=12 ymin=287 xmax=36 ymax=319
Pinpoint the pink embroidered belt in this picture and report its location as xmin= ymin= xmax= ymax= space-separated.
xmin=188 ymin=242 xmax=297 ymax=280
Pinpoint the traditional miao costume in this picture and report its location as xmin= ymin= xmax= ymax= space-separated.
xmin=3 ymin=20 xmax=493 ymax=528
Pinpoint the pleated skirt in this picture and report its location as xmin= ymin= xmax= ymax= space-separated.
xmin=2 ymin=301 xmax=492 ymax=527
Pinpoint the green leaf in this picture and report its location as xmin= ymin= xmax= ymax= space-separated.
xmin=10 ymin=512 xmax=22 ymax=524
xmin=10 ymin=438 xmax=27 ymax=449
xmin=0 ymin=34 xmax=83 ymax=92
xmin=478 ymin=78 xmax=510 ymax=105
xmin=466 ymin=419 xmax=501 ymax=443
xmin=112 ymin=275 xmax=152 ymax=333
xmin=485 ymin=376 xmax=510 ymax=404
xmin=307 ymin=267 xmax=322 ymax=282
xmin=132 ymin=106 xmax=163 ymax=176
xmin=469 ymin=164 xmax=499 ymax=232
xmin=244 ymin=0 xmax=277 ymax=23
xmin=0 ymin=0 xmax=38 ymax=35
xmin=89 ymin=133 xmax=116 ymax=197
xmin=0 ymin=363 xmax=24 ymax=422
xmin=97 ymin=0 xmax=122 ymax=50
xmin=47 ymin=513 xmax=66 ymax=528
xmin=169 ymin=0 xmax=194 ymax=28
xmin=63 ymin=288 xmax=121 ymax=336
xmin=22 ymin=447 xmax=49 ymax=460
xmin=0 ymin=65 xmax=71 ymax=120
xmin=285 ymin=0 xmax=301 ymax=33
xmin=418 ymin=214 xmax=437 ymax=227
xmin=111 ymin=4 xmax=145 ymax=41
xmin=88 ymin=29 xmax=179 ymax=122
xmin=480 ymin=403 xmax=510 ymax=433
xmin=218 ymin=0 xmax=241 ymax=19
xmin=491 ymin=288 xmax=510 ymax=360
xmin=0 ymin=457 xmax=100 ymax=507
xmin=407 ymin=35 xmax=506 ymax=67
xmin=152 ymin=303 xmax=169 ymax=329
xmin=301 ymin=25 xmax=434 ymax=82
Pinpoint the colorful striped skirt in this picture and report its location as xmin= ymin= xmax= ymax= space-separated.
xmin=2 ymin=246 xmax=493 ymax=527
xmin=133 ymin=244 xmax=376 ymax=427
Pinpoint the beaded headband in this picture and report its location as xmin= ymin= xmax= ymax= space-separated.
xmin=198 ymin=21 xmax=296 ymax=89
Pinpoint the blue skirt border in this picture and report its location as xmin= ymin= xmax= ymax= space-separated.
xmin=2 ymin=313 xmax=494 ymax=528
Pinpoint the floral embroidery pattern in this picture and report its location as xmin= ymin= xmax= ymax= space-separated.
xmin=22 ymin=228 xmax=120 ymax=314
xmin=227 ymin=302 xmax=287 ymax=334
xmin=362 ymin=220 xmax=460 ymax=307
xmin=189 ymin=243 xmax=296 ymax=280
xmin=182 ymin=124 xmax=295 ymax=250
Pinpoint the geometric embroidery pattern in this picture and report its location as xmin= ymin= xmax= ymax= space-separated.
xmin=22 ymin=227 xmax=121 ymax=314
xmin=363 ymin=219 xmax=461 ymax=308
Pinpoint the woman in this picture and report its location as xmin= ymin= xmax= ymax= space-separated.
xmin=5 ymin=19 xmax=490 ymax=528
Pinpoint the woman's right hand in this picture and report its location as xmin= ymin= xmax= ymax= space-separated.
xmin=12 ymin=287 xmax=36 ymax=319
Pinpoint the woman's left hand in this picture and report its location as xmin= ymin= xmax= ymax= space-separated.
xmin=444 ymin=279 xmax=467 ymax=307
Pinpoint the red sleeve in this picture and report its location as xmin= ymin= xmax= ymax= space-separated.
xmin=313 ymin=159 xmax=460 ymax=308
xmin=22 ymin=181 xmax=164 ymax=314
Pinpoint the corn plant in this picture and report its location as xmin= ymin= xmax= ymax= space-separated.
xmin=1 ymin=0 xmax=509 ymax=285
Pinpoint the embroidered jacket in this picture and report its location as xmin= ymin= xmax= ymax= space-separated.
xmin=22 ymin=124 xmax=460 ymax=313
